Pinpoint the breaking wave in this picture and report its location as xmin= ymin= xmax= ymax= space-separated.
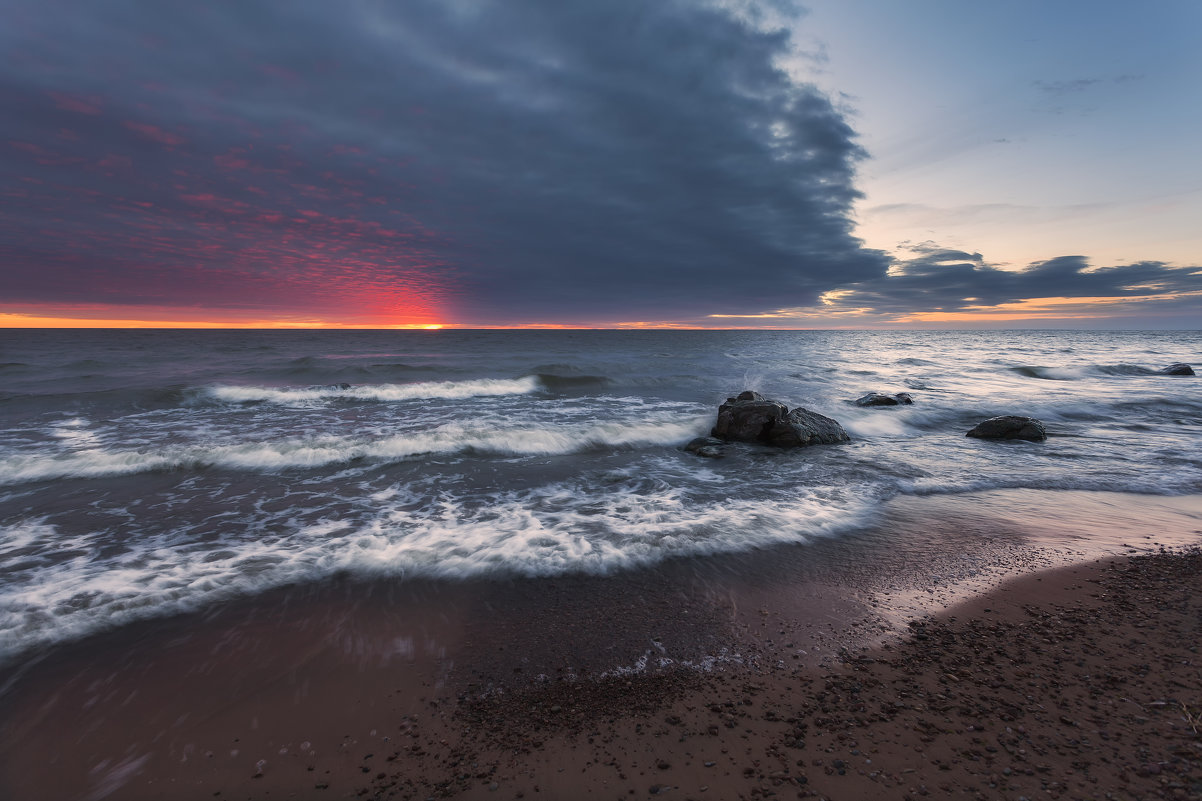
xmin=205 ymin=376 xmax=542 ymax=404
xmin=0 ymin=416 xmax=710 ymax=485
xmin=1009 ymin=363 xmax=1187 ymax=380
xmin=0 ymin=483 xmax=869 ymax=656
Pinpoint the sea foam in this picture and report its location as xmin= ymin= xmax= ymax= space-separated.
xmin=206 ymin=376 xmax=541 ymax=404
xmin=0 ymin=482 xmax=869 ymax=658
xmin=0 ymin=414 xmax=712 ymax=484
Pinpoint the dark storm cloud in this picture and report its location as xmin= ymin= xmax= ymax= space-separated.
xmin=1 ymin=0 xmax=886 ymax=322
xmin=823 ymin=246 xmax=1202 ymax=315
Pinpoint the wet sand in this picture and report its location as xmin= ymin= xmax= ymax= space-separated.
xmin=1 ymin=490 xmax=1200 ymax=800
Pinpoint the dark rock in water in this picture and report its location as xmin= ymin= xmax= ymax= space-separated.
xmin=854 ymin=392 xmax=914 ymax=407
xmin=766 ymin=407 xmax=851 ymax=447
xmin=336 ymin=383 xmax=352 ymax=390
xmin=711 ymin=390 xmax=849 ymax=448
xmin=712 ymin=391 xmax=788 ymax=440
xmin=684 ymin=436 xmax=725 ymax=458
xmin=1157 ymin=363 xmax=1195 ymax=376
xmin=966 ymin=415 xmax=1047 ymax=442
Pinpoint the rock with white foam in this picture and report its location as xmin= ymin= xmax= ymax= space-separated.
xmin=710 ymin=391 xmax=849 ymax=448
xmin=965 ymin=415 xmax=1047 ymax=442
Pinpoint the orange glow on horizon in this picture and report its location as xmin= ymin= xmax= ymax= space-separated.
xmin=893 ymin=291 xmax=1202 ymax=323
xmin=5 ymin=289 xmax=1198 ymax=330
xmin=1 ymin=314 xmax=782 ymax=330
xmin=0 ymin=312 xmax=451 ymax=330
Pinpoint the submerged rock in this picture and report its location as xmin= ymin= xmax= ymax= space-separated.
xmin=854 ymin=392 xmax=914 ymax=407
xmin=683 ymin=436 xmax=726 ymax=459
xmin=711 ymin=390 xmax=849 ymax=448
xmin=966 ymin=415 xmax=1047 ymax=442
xmin=1157 ymin=363 xmax=1195 ymax=376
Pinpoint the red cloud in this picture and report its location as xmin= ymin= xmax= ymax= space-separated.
xmin=123 ymin=121 xmax=185 ymax=147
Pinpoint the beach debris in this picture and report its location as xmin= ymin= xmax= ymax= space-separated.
xmin=965 ymin=415 xmax=1047 ymax=442
xmin=683 ymin=436 xmax=726 ymax=458
xmin=1181 ymin=701 xmax=1200 ymax=734
xmin=711 ymin=391 xmax=849 ymax=447
xmin=1156 ymin=362 xmax=1195 ymax=375
xmin=853 ymin=391 xmax=914 ymax=407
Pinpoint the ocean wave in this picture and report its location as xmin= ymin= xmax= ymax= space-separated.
xmin=205 ymin=376 xmax=541 ymax=404
xmin=1095 ymin=364 xmax=1161 ymax=376
xmin=533 ymin=373 xmax=613 ymax=390
xmin=0 ymin=484 xmax=869 ymax=658
xmin=0 ymin=415 xmax=711 ymax=484
xmin=367 ymin=362 xmax=423 ymax=370
xmin=1010 ymin=365 xmax=1084 ymax=380
xmin=1010 ymin=363 xmax=1186 ymax=380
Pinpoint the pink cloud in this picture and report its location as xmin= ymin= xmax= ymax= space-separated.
xmin=49 ymin=92 xmax=103 ymax=115
xmin=123 ymin=121 xmax=185 ymax=146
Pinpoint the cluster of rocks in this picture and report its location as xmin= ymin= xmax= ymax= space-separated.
xmin=686 ymin=389 xmax=1054 ymax=458
xmin=687 ymin=361 xmax=1192 ymax=457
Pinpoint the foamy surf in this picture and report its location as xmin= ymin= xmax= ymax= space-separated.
xmin=0 ymin=483 xmax=870 ymax=657
xmin=2 ymin=327 xmax=1200 ymax=664
xmin=206 ymin=376 xmax=542 ymax=404
xmin=0 ymin=415 xmax=712 ymax=485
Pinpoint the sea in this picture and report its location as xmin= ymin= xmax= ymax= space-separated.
xmin=1 ymin=328 xmax=1200 ymax=665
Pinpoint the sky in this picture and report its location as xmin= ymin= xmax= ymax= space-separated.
xmin=2 ymin=0 xmax=1200 ymax=329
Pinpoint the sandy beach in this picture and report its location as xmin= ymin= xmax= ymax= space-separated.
xmin=2 ymin=490 xmax=1200 ymax=800
xmin=447 ymin=551 xmax=1202 ymax=801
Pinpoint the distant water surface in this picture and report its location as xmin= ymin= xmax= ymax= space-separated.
xmin=0 ymin=328 xmax=1199 ymax=659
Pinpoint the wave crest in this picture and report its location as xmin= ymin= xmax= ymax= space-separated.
xmin=0 ymin=415 xmax=710 ymax=484
xmin=1010 ymin=363 xmax=1174 ymax=381
xmin=206 ymin=376 xmax=541 ymax=404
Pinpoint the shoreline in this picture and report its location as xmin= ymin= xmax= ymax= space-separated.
xmin=1 ymin=489 xmax=1201 ymax=799
xmin=443 ymin=548 xmax=1202 ymax=801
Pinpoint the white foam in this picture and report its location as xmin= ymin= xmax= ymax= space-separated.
xmin=49 ymin=418 xmax=103 ymax=450
xmin=0 ymin=518 xmax=58 ymax=555
xmin=0 ymin=414 xmax=711 ymax=484
xmin=599 ymin=647 xmax=745 ymax=678
xmin=207 ymin=376 xmax=541 ymax=405
xmin=0 ymin=449 xmax=180 ymax=484
xmin=0 ymin=483 xmax=869 ymax=657
xmin=842 ymin=413 xmax=911 ymax=438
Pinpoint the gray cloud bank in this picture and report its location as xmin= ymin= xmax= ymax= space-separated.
xmin=845 ymin=248 xmax=1201 ymax=314
xmin=4 ymin=1 xmax=1198 ymax=326
xmin=2 ymin=0 xmax=888 ymax=322
xmin=770 ymin=247 xmax=1202 ymax=326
